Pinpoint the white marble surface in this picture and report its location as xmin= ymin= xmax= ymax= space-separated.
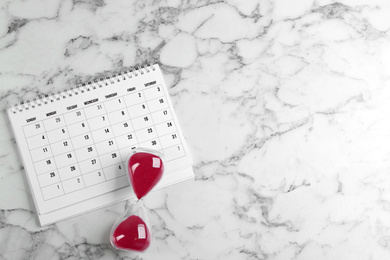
xmin=1 ymin=0 xmax=390 ymax=259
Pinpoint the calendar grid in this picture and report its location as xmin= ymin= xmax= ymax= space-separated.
xmin=110 ymin=96 xmax=140 ymax=161
xmin=124 ymin=90 xmax=154 ymax=152
xmin=23 ymin=94 xmax=188 ymax=202
xmin=57 ymin=117 xmax=85 ymax=195
xmin=83 ymin=102 xmax=113 ymax=183
xmin=144 ymin=86 xmax=164 ymax=154
xmin=28 ymin=120 xmax=65 ymax=201
xmin=63 ymin=108 xmax=100 ymax=193
xmin=89 ymin=101 xmax=126 ymax=181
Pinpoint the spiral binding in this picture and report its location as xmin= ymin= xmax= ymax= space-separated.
xmin=9 ymin=64 xmax=156 ymax=114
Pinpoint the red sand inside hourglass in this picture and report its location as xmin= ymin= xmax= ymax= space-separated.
xmin=128 ymin=152 xmax=164 ymax=200
xmin=111 ymin=215 xmax=151 ymax=252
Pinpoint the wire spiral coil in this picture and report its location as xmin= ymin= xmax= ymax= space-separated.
xmin=9 ymin=64 xmax=156 ymax=114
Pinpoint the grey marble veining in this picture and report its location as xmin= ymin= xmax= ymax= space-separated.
xmin=1 ymin=0 xmax=390 ymax=259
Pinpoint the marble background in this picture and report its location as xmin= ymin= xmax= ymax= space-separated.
xmin=1 ymin=0 xmax=390 ymax=259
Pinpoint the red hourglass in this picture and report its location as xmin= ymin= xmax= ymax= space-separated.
xmin=110 ymin=148 xmax=165 ymax=252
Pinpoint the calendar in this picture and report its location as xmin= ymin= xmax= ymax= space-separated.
xmin=7 ymin=64 xmax=193 ymax=226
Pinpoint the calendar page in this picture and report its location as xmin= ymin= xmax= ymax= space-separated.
xmin=7 ymin=65 xmax=193 ymax=226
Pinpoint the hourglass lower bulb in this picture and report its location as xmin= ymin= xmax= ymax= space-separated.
xmin=110 ymin=202 xmax=151 ymax=252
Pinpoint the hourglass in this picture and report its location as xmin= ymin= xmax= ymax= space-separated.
xmin=110 ymin=148 xmax=165 ymax=252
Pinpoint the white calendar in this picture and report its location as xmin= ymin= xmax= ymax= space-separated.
xmin=7 ymin=64 xmax=193 ymax=226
